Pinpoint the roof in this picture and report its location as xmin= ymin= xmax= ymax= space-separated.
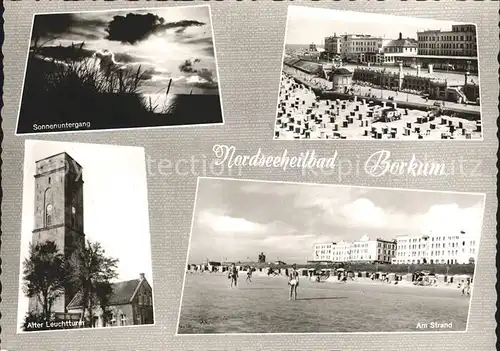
xmin=67 ymin=279 xmax=144 ymax=309
xmin=386 ymin=39 xmax=418 ymax=47
xmin=331 ymin=68 xmax=352 ymax=75
xmin=283 ymin=58 xmax=323 ymax=75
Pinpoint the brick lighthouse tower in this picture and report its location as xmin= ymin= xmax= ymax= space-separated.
xmin=29 ymin=152 xmax=85 ymax=314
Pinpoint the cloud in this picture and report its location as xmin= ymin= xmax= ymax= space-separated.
xmin=183 ymin=37 xmax=213 ymax=45
xmin=31 ymin=14 xmax=108 ymax=42
xmin=202 ymin=46 xmax=215 ymax=56
xmin=112 ymin=52 xmax=153 ymax=64
xmin=178 ymin=58 xmax=202 ymax=73
xmin=239 ymin=182 xmax=483 ymax=239
xmin=32 ymin=14 xmax=76 ymax=40
xmin=33 ymin=43 xmax=95 ymax=62
xmin=105 ymin=13 xmax=205 ymax=44
xmin=418 ymin=203 xmax=483 ymax=238
xmin=197 ymin=210 xmax=267 ymax=235
xmin=90 ymin=49 xmax=158 ymax=82
xmin=177 ymin=60 xmax=218 ymax=89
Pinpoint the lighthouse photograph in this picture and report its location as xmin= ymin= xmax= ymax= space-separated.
xmin=17 ymin=140 xmax=155 ymax=332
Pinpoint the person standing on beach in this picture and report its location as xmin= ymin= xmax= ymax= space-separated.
xmin=246 ymin=267 xmax=253 ymax=283
xmin=462 ymin=278 xmax=471 ymax=296
xmin=229 ymin=263 xmax=239 ymax=288
xmin=288 ymin=264 xmax=299 ymax=301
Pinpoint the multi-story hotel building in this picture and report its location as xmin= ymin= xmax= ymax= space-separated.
xmin=324 ymin=35 xmax=342 ymax=56
xmin=313 ymin=235 xmax=397 ymax=263
xmin=392 ymin=230 xmax=479 ymax=265
xmin=313 ymin=242 xmax=336 ymax=261
xmin=417 ymin=24 xmax=477 ymax=57
xmin=323 ymin=28 xmax=477 ymax=72
xmin=324 ymin=34 xmax=391 ymax=61
xmin=325 ymin=33 xmax=419 ymax=65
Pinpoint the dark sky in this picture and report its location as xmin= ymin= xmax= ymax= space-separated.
xmin=30 ymin=6 xmax=220 ymax=95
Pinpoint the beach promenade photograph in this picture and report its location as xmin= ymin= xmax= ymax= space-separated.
xmin=275 ymin=7 xmax=481 ymax=140
xmin=177 ymin=178 xmax=484 ymax=334
xmin=16 ymin=6 xmax=223 ymax=134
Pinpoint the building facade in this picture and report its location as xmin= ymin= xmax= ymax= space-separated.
xmin=29 ymin=152 xmax=85 ymax=315
xmin=329 ymin=67 xmax=353 ymax=92
xmin=324 ymin=34 xmax=391 ymax=62
xmin=324 ymin=35 xmax=342 ymax=56
xmin=392 ymin=231 xmax=479 ymax=264
xmin=313 ymin=235 xmax=397 ymax=263
xmin=384 ymin=34 xmax=418 ymax=56
xmin=67 ymin=273 xmax=154 ymax=327
xmin=417 ymin=24 xmax=477 ymax=57
xmin=313 ymin=242 xmax=336 ymax=261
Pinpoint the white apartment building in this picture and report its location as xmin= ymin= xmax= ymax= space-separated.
xmin=324 ymin=34 xmax=391 ymax=61
xmin=313 ymin=242 xmax=336 ymax=261
xmin=313 ymin=235 xmax=397 ymax=263
xmin=417 ymin=24 xmax=477 ymax=57
xmin=383 ymin=33 xmax=418 ymax=56
xmin=392 ymin=230 xmax=479 ymax=265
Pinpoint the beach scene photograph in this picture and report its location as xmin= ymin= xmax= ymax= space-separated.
xmin=177 ymin=178 xmax=484 ymax=334
xmin=275 ymin=7 xmax=481 ymax=140
xmin=17 ymin=6 xmax=223 ymax=134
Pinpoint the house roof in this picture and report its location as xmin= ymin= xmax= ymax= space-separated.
xmin=67 ymin=278 xmax=145 ymax=309
xmin=386 ymin=39 xmax=418 ymax=47
xmin=331 ymin=68 xmax=352 ymax=75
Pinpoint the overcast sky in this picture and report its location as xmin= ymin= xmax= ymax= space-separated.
xmin=30 ymin=6 xmax=219 ymax=95
xmin=18 ymin=140 xmax=153 ymax=330
xmin=187 ymin=178 xmax=484 ymax=264
xmin=285 ymin=6 xmax=469 ymax=45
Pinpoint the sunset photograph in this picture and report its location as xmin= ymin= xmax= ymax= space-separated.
xmin=17 ymin=6 xmax=223 ymax=134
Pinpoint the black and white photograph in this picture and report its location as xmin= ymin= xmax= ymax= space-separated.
xmin=275 ymin=7 xmax=482 ymax=140
xmin=177 ymin=178 xmax=484 ymax=334
xmin=17 ymin=140 xmax=154 ymax=332
xmin=16 ymin=5 xmax=223 ymax=134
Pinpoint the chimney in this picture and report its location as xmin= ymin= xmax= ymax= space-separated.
xmin=139 ymin=273 xmax=145 ymax=280
xmin=399 ymin=32 xmax=402 ymax=40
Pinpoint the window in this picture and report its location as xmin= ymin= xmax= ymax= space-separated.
xmin=71 ymin=206 xmax=76 ymax=227
xmin=110 ymin=314 xmax=117 ymax=326
xmin=120 ymin=314 xmax=127 ymax=326
xmin=46 ymin=204 xmax=53 ymax=226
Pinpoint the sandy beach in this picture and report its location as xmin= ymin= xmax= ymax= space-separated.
xmin=274 ymin=73 xmax=482 ymax=140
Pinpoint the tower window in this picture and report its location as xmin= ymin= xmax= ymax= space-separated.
xmin=71 ymin=206 xmax=76 ymax=227
xmin=46 ymin=204 xmax=53 ymax=226
xmin=48 ymin=177 xmax=51 ymax=184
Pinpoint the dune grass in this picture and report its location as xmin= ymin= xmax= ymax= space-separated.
xmin=17 ymin=42 xmax=223 ymax=133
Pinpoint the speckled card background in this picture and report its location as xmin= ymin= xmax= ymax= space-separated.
xmin=1 ymin=1 xmax=498 ymax=350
